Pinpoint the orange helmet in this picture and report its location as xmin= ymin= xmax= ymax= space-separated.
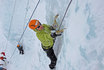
xmin=29 ymin=19 xmax=40 ymax=30
xmin=17 ymin=44 xmax=20 ymax=47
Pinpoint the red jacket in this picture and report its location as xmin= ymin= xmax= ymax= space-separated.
xmin=0 ymin=57 xmax=6 ymax=60
xmin=1 ymin=52 xmax=5 ymax=56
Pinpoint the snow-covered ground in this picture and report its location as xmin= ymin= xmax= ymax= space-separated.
xmin=0 ymin=0 xmax=104 ymax=70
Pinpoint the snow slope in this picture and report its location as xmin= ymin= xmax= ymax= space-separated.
xmin=0 ymin=0 xmax=104 ymax=70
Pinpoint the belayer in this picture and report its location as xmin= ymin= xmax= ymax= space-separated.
xmin=0 ymin=52 xmax=7 ymax=70
xmin=28 ymin=14 xmax=63 ymax=69
xmin=0 ymin=52 xmax=6 ymax=62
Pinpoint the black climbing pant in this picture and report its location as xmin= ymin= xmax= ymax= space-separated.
xmin=42 ymin=43 xmax=57 ymax=69
xmin=17 ymin=46 xmax=24 ymax=54
xmin=42 ymin=47 xmax=57 ymax=62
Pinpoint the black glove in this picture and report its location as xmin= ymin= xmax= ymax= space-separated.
xmin=51 ymin=32 xmax=61 ymax=38
xmin=49 ymin=26 xmax=56 ymax=30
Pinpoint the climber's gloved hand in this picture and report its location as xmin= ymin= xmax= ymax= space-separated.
xmin=51 ymin=32 xmax=62 ymax=38
xmin=51 ymin=28 xmax=66 ymax=38
xmin=49 ymin=26 xmax=56 ymax=30
xmin=56 ymin=28 xmax=66 ymax=34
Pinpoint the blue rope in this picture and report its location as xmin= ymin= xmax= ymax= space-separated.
xmin=18 ymin=0 xmax=40 ymax=43
xmin=58 ymin=0 xmax=72 ymax=30
xmin=4 ymin=0 xmax=17 ymax=51
xmin=9 ymin=0 xmax=40 ymax=60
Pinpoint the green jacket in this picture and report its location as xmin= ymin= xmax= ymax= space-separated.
xmin=34 ymin=24 xmax=54 ymax=49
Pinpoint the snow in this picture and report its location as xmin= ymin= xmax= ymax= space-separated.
xmin=0 ymin=0 xmax=104 ymax=70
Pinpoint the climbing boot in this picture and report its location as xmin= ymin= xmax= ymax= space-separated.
xmin=49 ymin=60 xmax=57 ymax=69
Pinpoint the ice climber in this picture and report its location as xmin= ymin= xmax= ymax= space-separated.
xmin=28 ymin=14 xmax=63 ymax=69
xmin=17 ymin=44 xmax=24 ymax=54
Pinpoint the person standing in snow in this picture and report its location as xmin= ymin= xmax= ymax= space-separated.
xmin=0 ymin=52 xmax=7 ymax=70
xmin=0 ymin=67 xmax=6 ymax=70
xmin=0 ymin=63 xmax=7 ymax=70
xmin=0 ymin=52 xmax=6 ymax=62
xmin=28 ymin=14 xmax=63 ymax=69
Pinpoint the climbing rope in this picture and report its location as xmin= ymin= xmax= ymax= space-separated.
xmin=9 ymin=0 xmax=71 ymax=60
xmin=18 ymin=0 xmax=40 ymax=43
xmin=9 ymin=0 xmax=40 ymax=60
xmin=9 ymin=47 xmax=17 ymax=61
xmin=3 ymin=0 xmax=17 ymax=52
xmin=21 ymin=0 xmax=29 ymax=44
xmin=58 ymin=0 xmax=72 ymax=30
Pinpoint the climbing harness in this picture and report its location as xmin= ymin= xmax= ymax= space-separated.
xmin=58 ymin=0 xmax=72 ymax=30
